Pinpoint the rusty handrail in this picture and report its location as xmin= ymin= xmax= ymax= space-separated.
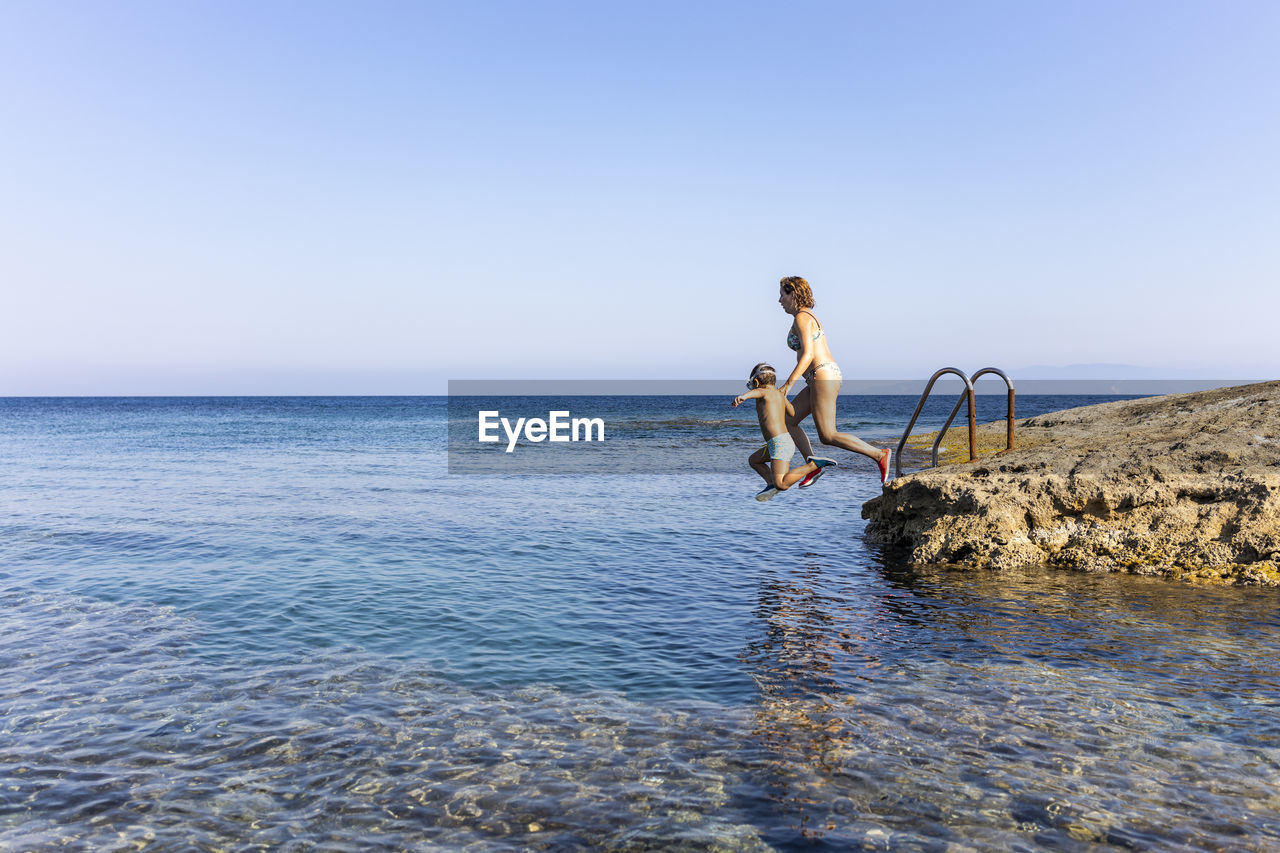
xmin=931 ymin=386 xmax=976 ymax=469
xmin=895 ymin=368 xmax=974 ymax=479
xmin=894 ymin=366 xmax=1016 ymax=479
xmin=970 ymin=367 xmax=1015 ymax=452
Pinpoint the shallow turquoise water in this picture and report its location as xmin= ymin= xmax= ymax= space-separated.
xmin=2 ymin=397 xmax=1278 ymax=849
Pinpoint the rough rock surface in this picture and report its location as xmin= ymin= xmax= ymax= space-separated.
xmin=862 ymin=381 xmax=1280 ymax=585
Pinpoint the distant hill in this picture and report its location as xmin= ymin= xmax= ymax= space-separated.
xmin=1012 ymin=363 xmax=1253 ymax=380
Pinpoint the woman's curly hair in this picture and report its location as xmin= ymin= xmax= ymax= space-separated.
xmin=780 ymin=276 xmax=815 ymax=309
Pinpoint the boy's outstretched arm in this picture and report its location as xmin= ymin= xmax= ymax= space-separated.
xmin=732 ymin=389 xmax=765 ymax=407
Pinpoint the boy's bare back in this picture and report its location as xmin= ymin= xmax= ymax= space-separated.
xmin=750 ymin=386 xmax=794 ymax=441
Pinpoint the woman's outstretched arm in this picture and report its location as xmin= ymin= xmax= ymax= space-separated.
xmin=780 ymin=312 xmax=819 ymax=395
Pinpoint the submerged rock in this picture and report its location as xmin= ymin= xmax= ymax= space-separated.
xmin=862 ymin=381 xmax=1280 ymax=585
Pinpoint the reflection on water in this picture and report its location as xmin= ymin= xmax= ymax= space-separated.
xmin=744 ymin=561 xmax=1280 ymax=849
xmin=4 ymin=563 xmax=1279 ymax=850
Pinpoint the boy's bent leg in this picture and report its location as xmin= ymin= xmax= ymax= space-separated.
xmin=769 ymin=460 xmax=791 ymax=491
xmin=749 ymin=447 xmax=775 ymax=485
xmin=779 ymin=460 xmax=817 ymax=490
xmin=756 ymin=454 xmax=783 ymax=501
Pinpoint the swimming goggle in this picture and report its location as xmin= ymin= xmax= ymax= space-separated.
xmin=747 ymin=364 xmax=775 ymax=387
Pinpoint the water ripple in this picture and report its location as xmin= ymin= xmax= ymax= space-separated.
xmin=3 ymin=397 xmax=1280 ymax=848
xmin=1 ymin=586 xmax=1278 ymax=849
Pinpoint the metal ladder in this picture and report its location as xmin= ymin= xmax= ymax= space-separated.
xmin=894 ymin=367 xmax=1015 ymax=479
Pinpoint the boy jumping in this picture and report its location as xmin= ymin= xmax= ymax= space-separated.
xmin=732 ymin=363 xmax=836 ymax=501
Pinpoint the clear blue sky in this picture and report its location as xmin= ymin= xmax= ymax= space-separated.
xmin=3 ymin=1 xmax=1277 ymax=394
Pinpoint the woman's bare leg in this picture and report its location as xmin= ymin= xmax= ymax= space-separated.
xmin=785 ymin=385 xmax=817 ymax=459
xmin=809 ymin=376 xmax=882 ymax=461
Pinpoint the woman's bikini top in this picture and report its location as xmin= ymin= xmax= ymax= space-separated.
xmin=786 ymin=310 xmax=824 ymax=352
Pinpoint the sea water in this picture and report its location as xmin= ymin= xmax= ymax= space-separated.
xmin=1 ymin=396 xmax=1278 ymax=850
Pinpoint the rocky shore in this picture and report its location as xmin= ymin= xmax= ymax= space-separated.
xmin=862 ymin=381 xmax=1280 ymax=585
